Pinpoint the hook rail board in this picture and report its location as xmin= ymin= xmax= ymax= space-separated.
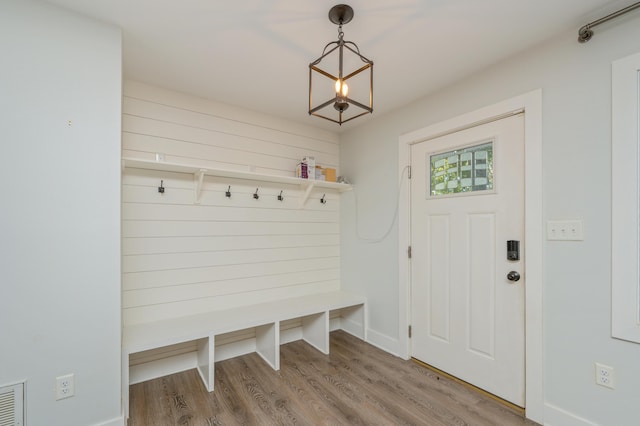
xmin=122 ymin=157 xmax=351 ymax=207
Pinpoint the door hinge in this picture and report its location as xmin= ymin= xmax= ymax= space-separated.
xmin=408 ymin=166 xmax=412 ymax=179
xmin=408 ymin=245 xmax=412 ymax=259
xmin=408 ymin=325 xmax=412 ymax=338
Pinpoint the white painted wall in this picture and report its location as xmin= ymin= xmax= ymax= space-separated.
xmin=122 ymin=81 xmax=342 ymax=326
xmin=340 ymin=13 xmax=640 ymax=426
xmin=0 ymin=1 xmax=122 ymax=425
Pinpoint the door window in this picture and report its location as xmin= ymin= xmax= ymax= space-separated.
xmin=429 ymin=141 xmax=493 ymax=196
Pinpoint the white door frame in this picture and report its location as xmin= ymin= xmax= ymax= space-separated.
xmin=397 ymin=90 xmax=543 ymax=423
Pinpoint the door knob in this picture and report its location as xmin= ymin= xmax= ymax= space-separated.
xmin=507 ymin=271 xmax=521 ymax=282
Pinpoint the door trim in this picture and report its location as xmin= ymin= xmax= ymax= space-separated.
xmin=397 ymin=90 xmax=543 ymax=423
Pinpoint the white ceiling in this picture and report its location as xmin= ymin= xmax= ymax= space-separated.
xmin=46 ymin=0 xmax=626 ymax=131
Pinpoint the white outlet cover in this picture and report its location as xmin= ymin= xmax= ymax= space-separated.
xmin=595 ymin=363 xmax=615 ymax=389
xmin=55 ymin=373 xmax=75 ymax=400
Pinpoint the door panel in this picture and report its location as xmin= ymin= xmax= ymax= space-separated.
xmin=428 ymin=214 xmax=451 ymax=342
xmin=410 ymin=114 xmax=525 ymax=406
xmin=468 ymin=213 xmax=495 ymax=358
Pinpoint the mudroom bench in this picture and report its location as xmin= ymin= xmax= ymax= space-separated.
xmin=122 ymin=291 xmax=366 ymax=417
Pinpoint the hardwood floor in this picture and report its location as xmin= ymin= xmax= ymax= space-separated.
xmin=128 ymin=330 xmax=539 ymax=425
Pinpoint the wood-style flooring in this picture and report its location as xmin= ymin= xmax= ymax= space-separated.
xmin=128 ymin=330 xmax=539 ymax=425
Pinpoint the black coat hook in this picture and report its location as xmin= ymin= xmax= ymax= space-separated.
xmin=253 ymin=188 xmax=259 ymax=200
xmin=320 ymin=194 xmax=326 ymax=204
xmin=158 ymin=180 xmax=165 ymax=194
xmin=278 ymin=190 xmax=284 ymax=201
xmin=225 ymin=185 xmax=231 ymax=198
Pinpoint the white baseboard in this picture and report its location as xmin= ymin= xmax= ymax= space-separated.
xmin=215 ymin=339 xmax=256 ymax=362
xmin=544 ymin=403 xmax=598 ymax=426
xmin=129 ymin=352 xmax=197 ymax=385
xmin=281 ymin=327 xmax=303 ymax=344
xmin=329 ymin=317 xmax=341 ymax=331
xmin=93 ymin=415 xmax=125 ymax=426
xmin=340 ymin=318 xmax=365 ymax=340
xmin=365 ymin=328 xmax=402 ymax=357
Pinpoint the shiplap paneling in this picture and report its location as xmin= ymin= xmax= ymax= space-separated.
xmin=122 ymin=97 xmax=341 ymax=156
xmin=122 ymin=269 xmax=340 ymax=308
xmin=123 ymin=281 xmax=341 ymax=324
xmin=122 ymin=234 xmax=339 ymax=256
xmin=122 ymin=258 xmax=340 ymax=291
xmin=123 ymin=80 xmax=338 ymax=146
xmin=122 ymin=81 xmax=342 ymax=331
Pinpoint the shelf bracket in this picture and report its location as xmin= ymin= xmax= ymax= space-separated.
xmin=194 ymin=169 xmax=206 ymax=204
xmin=299 ymin=181 xmax=317 ymax=207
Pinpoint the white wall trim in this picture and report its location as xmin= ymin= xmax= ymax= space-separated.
xmin=544 ymin=403 xmax=598 ymax=426
xmin=611 ymin=51 xmax=640 ymax=344
xmin=130 ymin=352 xmax=198 ymax=385
xmin=365 ymin=328 xmax=402 ymax=357
xmin=93 ymin=416 xmax=126 ymax=426
xmin=397 ymin=90 xmax=543 ymax=423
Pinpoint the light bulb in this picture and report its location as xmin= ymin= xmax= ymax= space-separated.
xmin=335 ymin=80 xmax=349 ymax=97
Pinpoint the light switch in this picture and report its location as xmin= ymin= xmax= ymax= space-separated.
xmin=547 ymin=220 xmax=584 ymax=241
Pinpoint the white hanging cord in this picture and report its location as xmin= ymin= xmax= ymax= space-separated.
xmin=352 ymin=165 xmax=410 ymax=243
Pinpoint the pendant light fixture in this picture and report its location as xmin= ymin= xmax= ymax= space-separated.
xmin=308 ymin=4 xmax=373 ymax=125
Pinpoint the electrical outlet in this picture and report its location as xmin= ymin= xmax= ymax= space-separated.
xmin=55 ymin=373 xmax=75 ymax=400
xmin=547 ymin=220 xmax=584 ymax=241
xmin=595 ymin=363 xmax=614 ymax=389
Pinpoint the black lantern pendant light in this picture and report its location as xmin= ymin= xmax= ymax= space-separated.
xmin=309 ymin=4 xmax=373 ymax=125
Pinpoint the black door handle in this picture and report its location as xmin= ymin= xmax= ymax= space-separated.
xmin=507 ymin=271 xmax=521 ymax=282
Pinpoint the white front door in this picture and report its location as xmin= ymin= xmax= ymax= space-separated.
xmin=410 ymin=114 xmax=525 ymax=406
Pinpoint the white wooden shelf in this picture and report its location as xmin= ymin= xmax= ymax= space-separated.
xmin=121 ymin=157 xmax=352 ymax=206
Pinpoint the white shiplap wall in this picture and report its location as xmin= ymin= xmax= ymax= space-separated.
xmin=122 ymin=81 xmax=342 ymax=328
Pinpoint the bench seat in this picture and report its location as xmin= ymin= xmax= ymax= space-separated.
xmin=122 ymin=291 xmax=366 ymax=418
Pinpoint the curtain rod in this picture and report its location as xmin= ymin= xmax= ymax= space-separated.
xmin=578 ymin=1 xmax=640 ymax=42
